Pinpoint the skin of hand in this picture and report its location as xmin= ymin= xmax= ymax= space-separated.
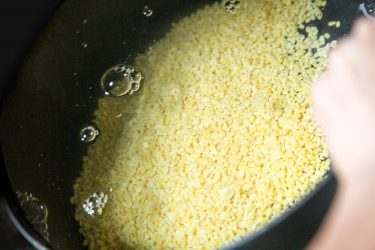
xmin=308 ymin=19 xmax=375 ymax=250
xmin=312 ymin=18 xmax=375 ymax=186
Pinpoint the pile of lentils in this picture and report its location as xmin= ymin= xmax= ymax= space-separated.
xmin=71 ymin=0 xmax=335 ymax=249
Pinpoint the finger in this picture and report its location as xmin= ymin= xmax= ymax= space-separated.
xmin=327 ymin=38 xmax=368 ymax=99
xmin=312 ymin=72 xmax=344 ymax=131
xmin=335 ymin=39 xmax=375 ymax=102
xmin=353 ymin=18 xmax=375 ymax=45
xmin=350 ymin=19 xmax=375 ymax=77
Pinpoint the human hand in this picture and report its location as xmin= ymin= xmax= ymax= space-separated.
xmin=312 ymin=19 xmax=375 ymax=187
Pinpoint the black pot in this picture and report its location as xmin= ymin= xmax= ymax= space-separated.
xmin=0 ymin=0 xmax=367 ymax=249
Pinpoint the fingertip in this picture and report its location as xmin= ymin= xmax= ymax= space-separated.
xmin=311 ymin=82 xmax=319 ymax=101
xmin=311 ymin=82 xmax=329 ymax=131
xmin=313 ymin=70 xmax=329 ymax=87
xmin=312 ymin=111 xmax=324 ymax=131
xmin=327 ymin=38 xmax=355 ymax=72
xmin=327 ymin=39 xmax=348 ymax=67
xmin=312 ymin=73 xmax=323 ymax=94
xmin=311 ymin=74 xmax=326 ymax=106
xmin=327 ymin=46 xmax=340 ymax=66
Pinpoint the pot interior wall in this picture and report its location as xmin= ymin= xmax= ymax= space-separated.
xmin=0 ymin=0 xmax=362 ymax=249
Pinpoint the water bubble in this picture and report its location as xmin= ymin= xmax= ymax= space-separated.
xmin=82 ymin=192 xmax=108 ymax=217
xmin=100 ymin=64 xmax=143 ymax=97
xmin=131 ymin=71 xmax=142 ymax=83
xmin=224 ymin=0 xmax=240 ymax=14
xmin=142 ymin=5 xmax=153 ymax=17
xmin=81 ymin=42 xmax=88 ymax=48
xmin=16 ymin=191 xmax=49 ymax=242
xmin=80 ymin=125 xmax=100 ymax=143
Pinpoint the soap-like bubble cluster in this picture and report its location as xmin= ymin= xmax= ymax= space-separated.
xmin=16 ymin=191 xmax=49 ymax=242
xmin=224 ymin=0 xmax=240 ymax=14
xmin=101 ymin=64 xmax=143 ymax=97
xmin=82 ymin=192 xmax=108 ymax=217
xmin=80 ymin=125 xmax=100 ymax=143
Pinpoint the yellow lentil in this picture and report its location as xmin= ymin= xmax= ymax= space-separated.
xmin=328 ymin=21 xmax=336 ymax=26
xmin=72 ymin=0 xmax=333 ymax=249
xmin=328 ymin=20 xmax=341 ymax=28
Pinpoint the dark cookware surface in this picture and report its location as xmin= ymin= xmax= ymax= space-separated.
xmin=0 ymin=0 xmax=364 ymax=249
